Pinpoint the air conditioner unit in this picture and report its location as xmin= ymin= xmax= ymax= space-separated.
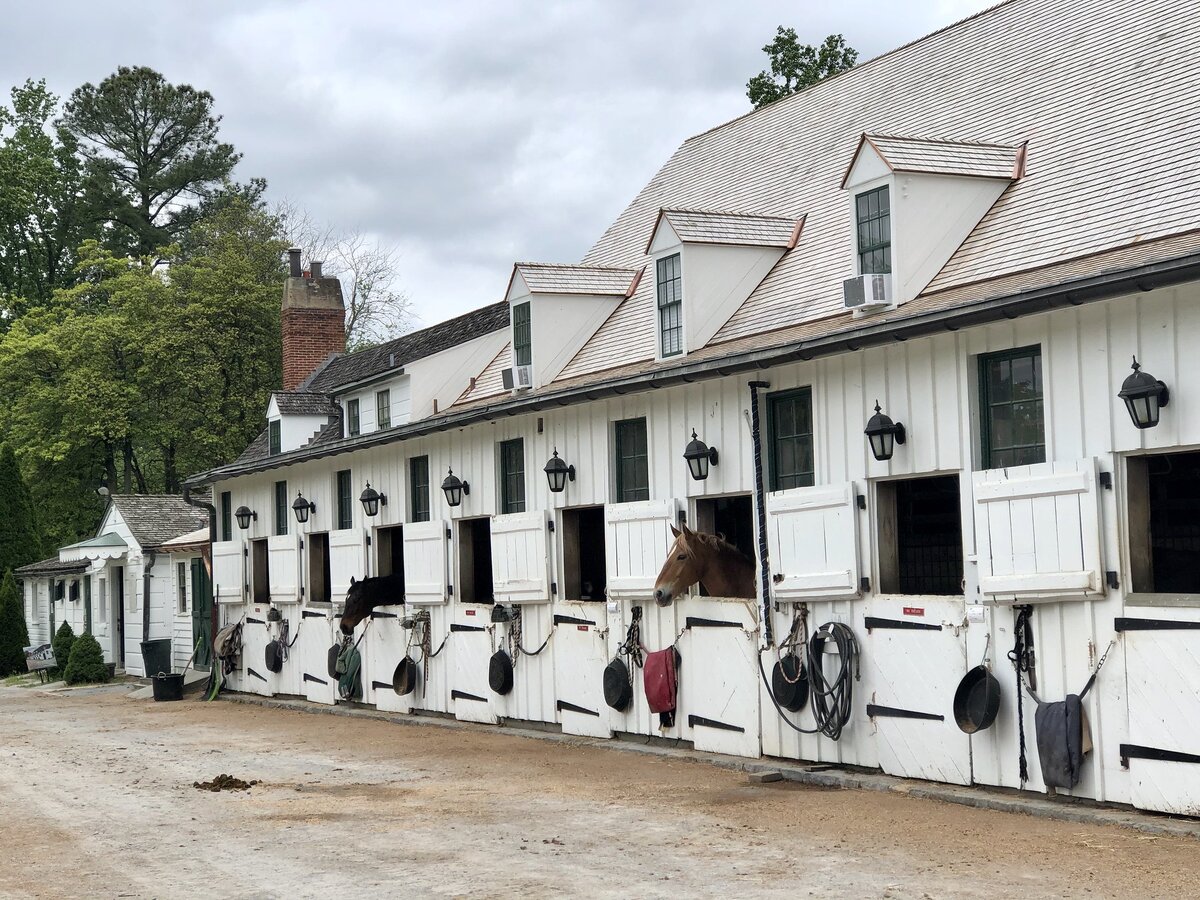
xmin=842 ymin=273 xmax=893 ymax=311
xmin=501 ymin=365 xmax=533 ymax=391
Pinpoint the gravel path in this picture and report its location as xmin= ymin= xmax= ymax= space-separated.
xmin=0 ymin=684 xmax=1195 ymax=899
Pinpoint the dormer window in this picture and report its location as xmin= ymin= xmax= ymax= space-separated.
xmin=855 ymin=186 xmax=891 ymax=275
xmin=657 ymin=253 xmax=683 ymax=357
xmin=269 ymin=420 xmax=281 ymax=455
xmin=513 ymin=302 xmax=531 ymax=367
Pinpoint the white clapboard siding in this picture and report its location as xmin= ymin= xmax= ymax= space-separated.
xmin=403 ymin=520 xmax=449 ymax=605
xmin=766 ymin=482 xmax=861 ymax=600
xmin=972 ymin=458 xmax=1103 ymax=600
xmin=328 ymin=529 xmax=365 ymax=602
xmin=604 ymin=499 xmax=678 ymax=598
xmin=1124 ymin=617 xmax=1200 ymax=816
xmin=490 ymin=510 xmax=551 ymax=603
xmin=212 ymin=541 xmax=243 ymax=603
xmin=267 ymin=534 xmax=299 ymax=603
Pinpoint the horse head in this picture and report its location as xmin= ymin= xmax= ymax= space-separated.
xmin=340 ymin=576 xmax=367 ymax=635
xmin=653 ymin=523 xmax=705 ymax=607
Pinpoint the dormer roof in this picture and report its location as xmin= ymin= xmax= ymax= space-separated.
xmin=508 ymin=263 xmax=641 ymax=298
xmin=645 ymin=208 xmax=804 ymax=254
xmin=841 ymin=134 xmax=1025 ymax=187
xmin=269 ymin=391 xmax=338 ymax=417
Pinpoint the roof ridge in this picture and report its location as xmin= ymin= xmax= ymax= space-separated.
xmin=866 ymin=133 xmax=1022 ymax=149
xmin=514 ymin=262 xmax=640 ymax=272
xmin=682 ymin=0 xmax=1027 ymax=144
xmin=662 ymin=206 xmax=800 ymax=221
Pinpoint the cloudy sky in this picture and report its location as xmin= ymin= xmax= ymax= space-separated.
xmin=3 ymin=0 xmax=992 ymax=329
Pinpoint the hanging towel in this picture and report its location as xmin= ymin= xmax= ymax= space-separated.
xmin=1034 ymin=694 xmax=1086 ymax=790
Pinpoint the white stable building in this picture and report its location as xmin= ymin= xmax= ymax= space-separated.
xmin=16 ymin=494 xmax=210 ymax=676
xmin=187 ymin=0 xmax=1200 ymax=817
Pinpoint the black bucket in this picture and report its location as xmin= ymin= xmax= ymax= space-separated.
xmin=140 ymin=638 xmax=172 ymax=678
xmin=153 ymin=672 xmax=184 ymax=702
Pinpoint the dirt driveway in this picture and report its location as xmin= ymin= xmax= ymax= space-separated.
xmin=0 ymin=684 xmax=1196 ymax=899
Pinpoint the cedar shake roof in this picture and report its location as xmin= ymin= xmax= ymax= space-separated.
xmin=306 ymin=302 xmax=510 ymax=393
xmin=14 ymin=556 xmax=88 ymax=578
xmin=844 ymin=134 xmax=1024 ymax=184
xmin=511 ymin=264 xmax=641 ymax=296
xmin=648 ymin=209 xmax=803 ymax=251
xmin=109 ymin=494 xmax=209 ymax=550
xmin=272 ymin=391 xmax=338 ymax=417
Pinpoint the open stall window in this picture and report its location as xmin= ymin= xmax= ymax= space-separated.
xmin=376 ymin=525 xmax=406 ymax=598
xmin=457 ymin=517 xmax=494 ymax=604
xmin=876 ymin=474 xmax=964 ymax=595
xmin=251 ymin=538 xmax=270 ymax=604
xmin=1128 ymin=450 xmax=1200 ymax=595
xmin=694 ymin=494 xmax=755 ymax=596
xmin=562 ymin=506 xmax=606 ymax=601
xmin=308 ymin=532 xmax=331 ymax=603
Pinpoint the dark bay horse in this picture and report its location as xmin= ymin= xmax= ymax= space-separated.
xmin=652 ymin=523 xmax=755 ymax=606
xmin=340 ymin=574 xmax=405 ymax=634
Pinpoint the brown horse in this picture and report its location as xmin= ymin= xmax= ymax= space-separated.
xmin=652 ymin=523 xmax=755 ymax=606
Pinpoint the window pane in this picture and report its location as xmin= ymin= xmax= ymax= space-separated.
xmin=275 ymin=481 xmax=288 ymax=535
xmin=856 ymin=186 xmax=891 ymax=275
xmin=768 ymin=389 xmax=815 ymax=492
xmin=410 ymin=456 xmax=430 ymax=522
xmin=980 ymin=347 xmax=1045 ymax=469
xmin=614 ymin=418 xmax=649 ymax=502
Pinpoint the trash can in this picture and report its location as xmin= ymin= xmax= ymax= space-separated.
xmin=140 ymin=638 xmax=173 ymax=677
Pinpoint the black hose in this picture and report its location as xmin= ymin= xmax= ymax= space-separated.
xmin=758 ymin=620 xmax=860 ymax=740
xmin=747 ymin=380 xmax=773 ymax=646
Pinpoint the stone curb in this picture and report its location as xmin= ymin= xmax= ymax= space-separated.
xmin=220 ymin=692 xmax=1200 ymax=841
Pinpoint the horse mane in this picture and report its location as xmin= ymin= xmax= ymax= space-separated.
xmin=688 ymin=530 xmax=753 ymax=565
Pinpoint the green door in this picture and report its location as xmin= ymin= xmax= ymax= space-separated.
xmin=190 ymin=557 xmax=213 ymax=668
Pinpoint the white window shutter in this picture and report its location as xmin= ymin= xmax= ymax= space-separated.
xmin=604 ymin=499 xmax=679 ymax=598
xmin=972 ymin=457 xmax=1103 ymax=600
xmin=403 ymin=520 xmax=449 ymax=605
xmin=328 ymin=529 xmax=364 ymax=603
xmin=213 ymin=542 xmax=243 ymax=603
xmin=766 ymin=482 xmax=860 ymax=599
xmin=490 ymin=510 xmax=551 ymax=603
xmin=267 ymin=534 xmax=298 ymax=602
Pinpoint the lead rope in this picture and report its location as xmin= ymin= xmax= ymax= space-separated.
xmin=619 ymin=606 xmax=645 ymax=690
xmin=512 ymin=606 xmax=554 ymax=658
xmin=747 ymin=380 xmax=774 ymax=646
xmin=1008 ymin=605 xmax=1035 ymax=786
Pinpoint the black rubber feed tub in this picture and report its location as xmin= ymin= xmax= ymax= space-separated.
xmin=153 ymin=672 xmax=184 ymax=702
xmin=953 ymin=664 xmax=1001 ymax=733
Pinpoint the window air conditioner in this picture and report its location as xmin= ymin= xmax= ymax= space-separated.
xmin=501 ymin=365 xmax=533 ymax=391
xmin=842 ymin=273 xmax=893 ymax=311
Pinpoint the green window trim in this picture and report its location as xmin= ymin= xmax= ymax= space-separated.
xmin=499 ymin=439 xmax=526 ymax=514
xmin=656 ymin=254 xmax=683 ymax=357
xmin=614 ymin=417 xmax=650 ymax=503
xmin=855 ymin=185 xmax=891 ymax=275
xmin=410 ymin=455 xmax=430 ymax=523
xmin=376 ymin=390 xmax=391 ymax=430
xmin=336 ymin=469 xmax=353 ymax=530
xmin=347 ymin=398 xmax=360 ymax=437
xmin=274 ymin=480 xmax=289 ymax=536
xmin=767 ymin=387 xmax=815 ymax=492
xmin=268 ymin=419 xmax=281 ymax=455
xmin=978 ymin=345 xmax=1046 ymax=470
xmin=513 ymin=302 xmax=532 ymax=368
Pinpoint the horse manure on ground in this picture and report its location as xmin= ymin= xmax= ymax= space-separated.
xmin=193 ymin=774 xmax=259 ymax=792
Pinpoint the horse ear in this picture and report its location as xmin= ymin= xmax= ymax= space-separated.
xmin=669 ymin=524 xmax=681 ymax=538
xmin=350 ymin=576 xmax=356 ymax=586
xmin=681 ymin=522 xmax=695 ymax=538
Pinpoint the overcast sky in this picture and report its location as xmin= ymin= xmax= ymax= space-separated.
xmin=3 ymin=0 xmax=992 ymax=329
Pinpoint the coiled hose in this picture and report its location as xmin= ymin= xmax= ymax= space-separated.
xmin=759 ymin=620 xmax=860 ymax=741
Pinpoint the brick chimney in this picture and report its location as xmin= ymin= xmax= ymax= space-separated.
xmin=282 ymin=248 xmax=345 ymax=390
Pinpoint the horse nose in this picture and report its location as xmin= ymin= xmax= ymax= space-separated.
xmin=654 ymin=588 xmax=666 ymax=602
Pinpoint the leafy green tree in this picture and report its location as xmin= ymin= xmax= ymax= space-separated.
xmin=0 ymin=80 xmax=89 ymax=324
xmin=746 ymin=29 xmax=858 ymax=109
xmin=51 ymin=619 xmax=76 ymax=677
xmin=0 ymin=571 xmax=29 ymax=676
xmin=0 ymin=444 xmax=42 ymax=572
xmin=64 ymin=630 xmax=109 ymax=684
xmin=59 ymin=66 xmax=242 ymax=257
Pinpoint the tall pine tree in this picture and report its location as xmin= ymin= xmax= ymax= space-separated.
xmin=0 ymin=570 xmax=29 ymax=676
xmin=0 ymin=444 xmax=42 ymax=573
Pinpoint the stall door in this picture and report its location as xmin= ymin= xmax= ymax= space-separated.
xmin=605 ymin=499 xmax=678 ymax=599
xmin=240 ymin=615 xmax=275 ymax=697
xmin=491 ymin=511 xmax=551 ymax=604
xmin=862 ymin=598 xmax=971 ymax=785
xmin=404 ymin=521 xmax=449 ymax=605
xmin=1122 ymin=615 xmax=1200 ymax=816
xmin=679 ymin=600 xmax=761 ymax=758
xmin=212 ymin=542 xmax=244 ymax=604
xmin=190 ymin=558 xmax=212 ymax=668
xmin=451 ymin=617 xmax=496 ymax=724
xmin=766 ymin=482 xmax=861 ymax=600
xmin=972 ymin=457 xmax=1103 ymax=601
xmin=298 ymin=608 xmax=337 ymax=705
xmin=368 ymin=610 xmax=415 ymax=714
xmin=552 ymin=604 xmax=612 ymax=738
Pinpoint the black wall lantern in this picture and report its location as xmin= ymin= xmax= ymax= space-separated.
xmin=360 ymin=481 xmax=387 ymax=517
xmin=864 ymin=401 xmax=906 ymax=461
xmin=292 ymin=491 xmax=316 ymax=524
xmin=1119 ymin=356 xmax=1170 ymax=430
xmin=544 ymin=448 xmax=576 ymax=493
xmin=234 ymin=506 xmax=257 ymax=530
xmin=441 ymin=467 xmax=470 ymax=507
xmin=683 ymin=429 xmax=719 ymax=481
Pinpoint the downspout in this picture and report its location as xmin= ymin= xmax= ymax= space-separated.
xmin=142 ymin=550 xmax=156 ymax=642
xmin=183 ymin=485 xmax=219 ymax=658
xmin=747 ymin=380 xmax=774 ymax=647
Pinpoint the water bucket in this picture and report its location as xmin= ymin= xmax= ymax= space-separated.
xmin=153 ymin=672 xmax=184 ymax=701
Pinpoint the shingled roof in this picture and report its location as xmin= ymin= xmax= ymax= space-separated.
xmin=272 ymin=391 xmax=338 ymax=416
xmin=14 ymin=556 xmax=88 ymax=578
xmin=110 ymin=494 xmax=209 ymax=550
xmin=307 ymin=302 xmax=510 ymax=393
